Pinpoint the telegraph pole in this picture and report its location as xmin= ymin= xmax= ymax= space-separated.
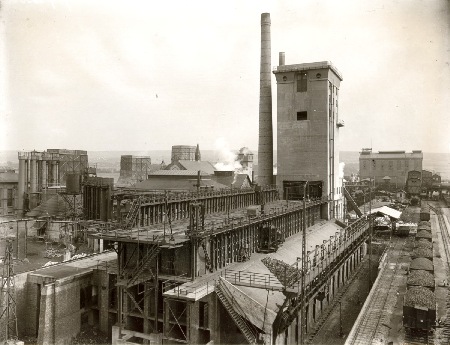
xmin=300 ymin=181 xmax=309 ymax=345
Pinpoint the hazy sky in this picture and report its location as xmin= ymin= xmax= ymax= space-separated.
xmin=1 ymin=0 xmax=449 ymax=153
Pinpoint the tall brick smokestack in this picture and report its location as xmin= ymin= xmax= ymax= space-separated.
xmin=258 ymin=13 xmax=273 ymax=186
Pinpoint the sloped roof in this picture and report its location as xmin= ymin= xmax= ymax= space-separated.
xmin=171 ymin=160 xmax=216 ymax=175
xmin=148 ymin=170 xmax=210 ymax=176
xmin=26 ymin=194 xmax=73 ymax=218
xmin=0 ymin=172 xmax=18 ymax=183
xmin=212 ymin=174 xmax=252 ymax=189
xmin=369 ymin=206 xmax=401 ymax=219
xmin=134 ymin=177 xmax=227 ymax=191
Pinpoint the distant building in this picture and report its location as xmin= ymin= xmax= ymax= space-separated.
xmin=17 ymin=149 xmax=89 ymax=215
xmin=171 ymin=145 xmax=199 ymax=163
xmin=136 ymin=170 xmax=225 ymax=192
xmin=0 ymin=168 xmax=18 ymax=216
xmin=359 ymin=149 xmax=423 ymax=187
xmin=117 ymin=155 xmax=161 ymax=185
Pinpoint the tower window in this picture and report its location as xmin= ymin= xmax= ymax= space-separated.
xmin=297 ymin=111 xmax=307 ymax=121
xmin=297 ymin=72 xmax=307 ymax=92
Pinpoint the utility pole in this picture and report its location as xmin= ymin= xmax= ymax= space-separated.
xmin=300 ymin=181 xmax=308 ymax=345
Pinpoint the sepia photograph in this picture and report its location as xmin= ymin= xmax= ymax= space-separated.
xmin=0 ymin=0 xmax=449 ymax=344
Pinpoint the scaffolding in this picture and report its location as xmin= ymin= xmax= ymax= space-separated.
xmin=0 ymin=237 xmax=18 ymax=342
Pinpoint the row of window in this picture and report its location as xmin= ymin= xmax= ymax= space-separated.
xmin=361 ymin=159 xmax=421 ymax=171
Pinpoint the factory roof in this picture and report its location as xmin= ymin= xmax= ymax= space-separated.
xmin=211 ymin=173 xmax=252 ymax=189
xmin=0 ymin=171 xmax=18 ymax=183
xmin=359 ymin=150 xmax=423 ymax=159
xmin=28 ymin=251 xmax=116 ymax=283
xmin=368 ymin=206 xmax=402 ymax=219
xmin=273 ymin=61 xmax=343 ymax=81
xmin=164 ymin=160 xmax=217 ymax=175
xmin=133 ymin=176 xmax=227 ymax=192
xmin=27 ymin=194 xmax=79 ymax=218
xmin=148 ymin=170 xmax=210 ymax=176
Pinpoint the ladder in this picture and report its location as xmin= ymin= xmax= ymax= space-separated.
xmin=201 ymin=240 xmax=213 ymax=272
xmin=215 ymin=278 xmax=258 ymax=344
xmin=127 ymin=244 xmax=160 ymax=287
xmin=124 ymin=197 xmax=141 ymax=229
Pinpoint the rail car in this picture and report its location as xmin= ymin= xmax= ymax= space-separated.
xmin=403 ymin=208 xmax=437 ymax=333
xmin=406 ymin=170 xmax=422 ymax=197
xmin=420 ymin=205 xmax=430 ymax=221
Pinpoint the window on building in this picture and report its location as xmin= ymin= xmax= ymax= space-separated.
xmin=199 ymin=302 xmax=209 ymax=328
xmin=7 ymin=189 xmax=13 ymax=207
xmin=297 ymin=72 xmax=307 ymax=92
xmin=297 ymin=111 xmax=307 ymax=121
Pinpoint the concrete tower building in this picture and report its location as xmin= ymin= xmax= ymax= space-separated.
xmin=257 ymin=13 xmax=274 ymax=187
xmin=273 ymin=59 xmax=345 ymax=219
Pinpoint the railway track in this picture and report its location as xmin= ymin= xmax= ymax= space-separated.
xmin=346 ymin=238 xmax=406 ymax=345
xmin=429 ymin=203 xmax=450 ymax=345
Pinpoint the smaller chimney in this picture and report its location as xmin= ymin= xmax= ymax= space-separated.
xmin=279 ymin=52 xmax=285 ymax=66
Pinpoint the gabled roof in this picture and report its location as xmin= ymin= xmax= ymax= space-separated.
xmin=165 ymin=160 xmax=216 ymax=175
xmin=369 ymin=206 xmax=401 ymax=219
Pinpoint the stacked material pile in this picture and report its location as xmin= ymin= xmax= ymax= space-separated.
xmin=416 ymin=230 xmax=432 ymax=240
xmin=412 ymin=247 xmax=433 ymax=259
xmin=415 ymin=239 xmax=433 ymax=250
xmin=404 ymin=286 xmax=436 ymax=309
xmin=410 ymin=257 xmax=434 ymax=271
xmin=261 ymin=257 xmax=301 ymax=287
xmin=407 ymin=270 xmax=435 ymax=288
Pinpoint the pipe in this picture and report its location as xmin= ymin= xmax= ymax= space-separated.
xmin=257 ymin=13 xmax=274 ymax=187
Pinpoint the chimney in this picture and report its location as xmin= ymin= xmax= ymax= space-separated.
xmin=279 ymin=52 xmax=285 ymax=66
xmin=258 ymin=12 xmax=274 ymax=187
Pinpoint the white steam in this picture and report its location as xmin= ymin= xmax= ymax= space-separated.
xmin=339 ymin=162 xmax=345 ymax=179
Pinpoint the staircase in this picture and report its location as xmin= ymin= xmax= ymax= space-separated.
xmin=343 ymin=187 xmax=363 ymax=218
xmin=124 ymin=198 xmax=141 ymax=229
xmin=127 ymin=244 xmax=160 ymax=287
xmin=215 ymin=278 xmax=259 ymax=344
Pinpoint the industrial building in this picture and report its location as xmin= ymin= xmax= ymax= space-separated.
xmin=0 ymin=12 xmax=381 ymax=345
xmin=273 ymin=58 xmax=344 ymax=220
xmin=118 ymin=155 xmax=160 ymax=186
xmin=0 ymin=168 xmax=18 ymax=217
xmin=170 ymin=145 xmax=201 ymax=163
xmin=359 ymin=149 xmax=423 ymax=187
xmin=17 ymin=149 xmax=90 ymax=215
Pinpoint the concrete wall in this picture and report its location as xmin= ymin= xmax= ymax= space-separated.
xmin=275 ymin=65 xmax=343 ymax=219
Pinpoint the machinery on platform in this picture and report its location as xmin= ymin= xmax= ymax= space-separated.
xmin=256 ymin=223 xmax=283 ymax=253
